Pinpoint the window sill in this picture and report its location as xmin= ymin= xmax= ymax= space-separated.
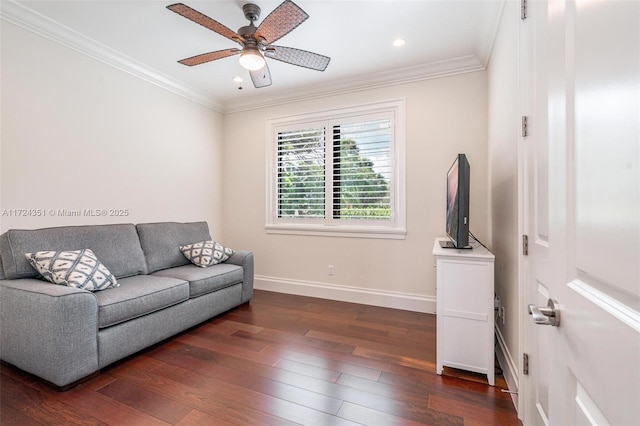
xmin=265 ymin=224 xmax=407 ymax=240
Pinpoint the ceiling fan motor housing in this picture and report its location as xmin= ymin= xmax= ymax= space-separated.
xmin=238 ymin=24 xmax=258 ymax=40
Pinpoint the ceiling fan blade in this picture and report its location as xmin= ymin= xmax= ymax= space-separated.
xmin=265 ymin=46 xmax=330 ymax=71
xmin=249 ymin=63 xmax=272 ymax=88
xmin=167 ymin=3 xmax=241 ymax=45
xmin=255 ymin=0 xmax=308 ymax=45
xmin=178 ymin=48 xmax=241 ymax=66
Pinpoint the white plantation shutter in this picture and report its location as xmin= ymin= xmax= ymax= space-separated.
xmin=277 ymin=128 xmax=326 ymax=218
xmin=332 ymin=118 xmax=392 ymax=220
xmin=267 ymin=100 xmax=405 ymax=239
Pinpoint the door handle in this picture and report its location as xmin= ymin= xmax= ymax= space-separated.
xmin=528 ymin=298 xmax=560 ymax=327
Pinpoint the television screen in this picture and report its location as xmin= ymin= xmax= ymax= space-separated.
xmin=443 ymin=153 xmax=470 ymax=249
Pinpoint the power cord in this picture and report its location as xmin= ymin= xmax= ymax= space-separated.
xmin=469 ymin=231 xmax=489 ymax=250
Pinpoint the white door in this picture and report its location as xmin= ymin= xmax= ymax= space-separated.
xmin=521 ymin=1 xmax=640 ymax=425
xmin=521 ymin=1 xmax=554 ymax=423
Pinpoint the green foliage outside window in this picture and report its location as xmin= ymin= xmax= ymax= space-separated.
xmin=336 ymin=138 xmax=391 ymax=219
xmin=277 ymin=130 xmax=325 ymax=218
xmin=278 ymin=129 xmax=391 ymax=220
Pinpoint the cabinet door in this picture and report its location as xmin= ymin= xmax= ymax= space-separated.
xmin=441 ymin=259 xmax=492 ymax=372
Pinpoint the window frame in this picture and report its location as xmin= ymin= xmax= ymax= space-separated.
xmin=265 ymin=99 xmax=406 ymax=239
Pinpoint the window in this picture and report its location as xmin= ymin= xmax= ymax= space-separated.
xmin=266 ymin=100 xmax=406 ymax=239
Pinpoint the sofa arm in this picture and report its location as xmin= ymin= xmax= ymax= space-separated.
xmin=0 ymin=279 xmax=99 ymax=387
xmin=227 ymin=251 xmax=254 ymax=303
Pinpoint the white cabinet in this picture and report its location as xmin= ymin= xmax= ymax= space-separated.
xmin=433 ymin=238 xmax=495 ymax=385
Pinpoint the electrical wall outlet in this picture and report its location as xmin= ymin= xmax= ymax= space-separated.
xmin=328 ymin=265 xmax=334 ymax=276
xmin=501 ymin=306 xmax=506 ymax=325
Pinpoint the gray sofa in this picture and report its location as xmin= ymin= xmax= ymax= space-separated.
xmin=0 ymin=221 xmax=253 ymax=389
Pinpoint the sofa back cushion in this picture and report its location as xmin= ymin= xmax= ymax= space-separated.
xmin=0 ymin=224 xmax=147 ymax=280
xmin=136 ymin=221 xmax=211 ymax=273
xmin=0 ymin=255 xmax=5 ymax=280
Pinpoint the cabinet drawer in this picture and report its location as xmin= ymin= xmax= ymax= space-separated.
xmin=441 ymin=315 xmax=490 ymax=372
xmin=440 ymin=260 xmax=491 ymax=312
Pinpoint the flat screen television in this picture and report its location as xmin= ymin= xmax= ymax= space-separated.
xmin=441 ymin=153 xmax=471 ymax=249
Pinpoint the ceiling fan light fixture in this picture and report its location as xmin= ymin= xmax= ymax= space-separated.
xmin=239 ymin=47 xmax=266 ymax=71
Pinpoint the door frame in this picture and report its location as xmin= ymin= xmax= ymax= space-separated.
xmin=517 ymin=0 xmax=531 ymax=420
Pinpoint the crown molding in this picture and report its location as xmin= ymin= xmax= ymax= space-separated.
xmin=0 ymin=0 xmax=223 ymax=112
xmin=221 ymin=55 xmax=486 ymax=114
xmin=1 ymin=0 xmax=499 ymax=115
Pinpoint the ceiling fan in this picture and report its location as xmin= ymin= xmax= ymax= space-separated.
xmin=167 ymin=0 xmax=331 ymax=88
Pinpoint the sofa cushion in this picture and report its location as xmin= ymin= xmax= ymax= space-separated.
xmin=0 ymin=255 xmax=5 ymax=280
xmin=152 ymin=264 xmax=243 ymax=298
xmin=0 ymin=224 xmax=147 ymax=280
xmin=179 ymin=240 xmax=234 ymax=267
xmin=94 ymin=275 xmax=189 ymax=328
xmin=136 ymin=222 xmax=211 ymax=274
xmin=26 ymin=249 xmax=119 ymax=291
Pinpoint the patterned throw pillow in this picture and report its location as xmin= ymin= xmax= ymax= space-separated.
xmin=25 ymin=249 xmax=119 ymax=291
xmin=180 ymin=240 xmax=234 ymax=267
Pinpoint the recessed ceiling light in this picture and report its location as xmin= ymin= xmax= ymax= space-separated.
xmin=232 ymin=76 xmax=244 ymax=83
xmin=393 ymin=38 xmax=406 ymax=47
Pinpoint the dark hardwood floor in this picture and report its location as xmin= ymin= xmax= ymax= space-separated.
xmin=1 ymin=290 xmax=521 ymax=425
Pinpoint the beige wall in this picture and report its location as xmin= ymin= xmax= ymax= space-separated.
xmin=0 ymin=22 xmax=224 ymax=235
xmin=1 ymin=19 xmax=491 ymax=313
xmin=222 ymin=71 xmax=489 ymax=311
xmin=487 ymin=0 xmax=520 ymax=396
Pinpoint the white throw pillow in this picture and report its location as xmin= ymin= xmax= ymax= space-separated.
xmin=180 ymin=240 xmax=234 ymax=267
xmin=26 ymin=249 xmax=119 ymax=291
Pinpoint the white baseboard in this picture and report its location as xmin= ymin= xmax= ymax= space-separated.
xmin=254 ymin=275 xmax=436 ymax=313
xmin=495 ymin=324 xmax=519 ymax=412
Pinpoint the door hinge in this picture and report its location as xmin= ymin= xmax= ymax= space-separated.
xmin=522 ymin=234 xmax=529 ymax=256
xmin=523 ymin=353 xmax=529 ymax=375
xmin=521 ymin=116 xmax=528 ymax=137
xmin=521 ymin=0 xmax=528 ymax=20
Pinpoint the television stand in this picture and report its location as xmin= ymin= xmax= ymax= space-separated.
xmin=433 ymin=238 xmax=495 ymax=385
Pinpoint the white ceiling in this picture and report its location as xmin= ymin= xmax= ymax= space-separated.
xmin=1 ymin=0 xmax=504 ymax=113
